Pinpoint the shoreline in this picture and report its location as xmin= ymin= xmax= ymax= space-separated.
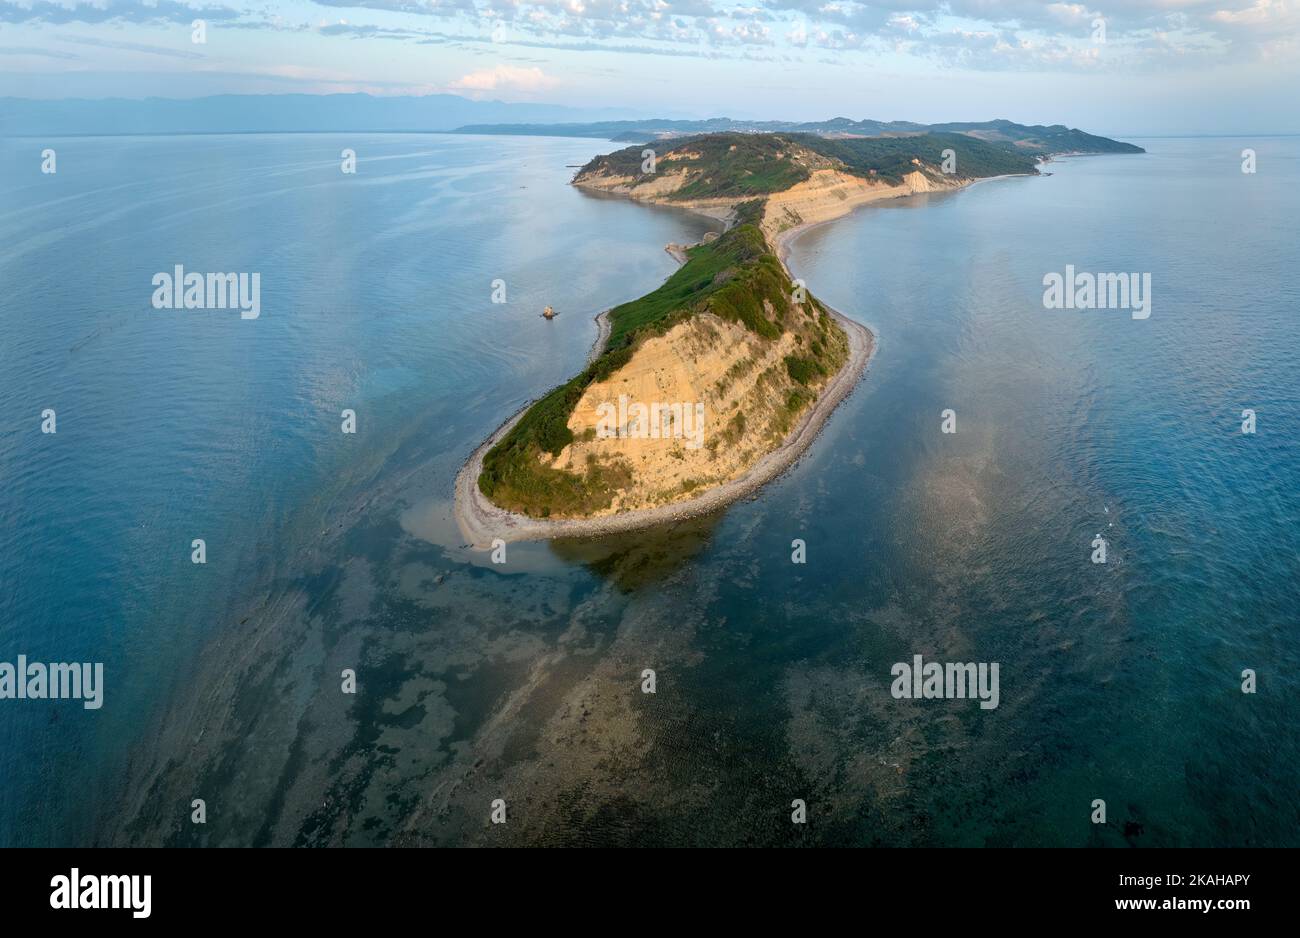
xmin=454 ymin=303 xmax=872 ymax=547
xmin=588 ymin=309 xmax=612 ymax=364
xmin=587 ymin=239 xmax=691 ymax=366
xmin=767 ymin=171 xmax=1032 ymax=266
xmin=454 ymin=183 xmax=880 ymax=547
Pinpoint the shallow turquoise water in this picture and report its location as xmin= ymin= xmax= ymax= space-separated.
xmin=1 ymin=133 xmax=1296 ymax=846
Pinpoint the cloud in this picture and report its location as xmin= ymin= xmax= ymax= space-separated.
xmin=707 ymin=19 xmax=774 ymax=44
xmin=448 ymin=64 xmax=560 ymax=93
xmin=4 ymin=0 xmax=1294 ymax=74
xmin=311 ymin=0 xmax=477 ymax=14
xmin=57 ymin=34 xmax=206 ymax=59
xmin=0 ymin=44 xmax=79 ymax=58
xmin=301 ymin=0 xmax=1300 ymax=70
xmin=317 ymin=22 xmax=426 ymax=39
xmin=0 ymin=1 xmax=241 ymax=24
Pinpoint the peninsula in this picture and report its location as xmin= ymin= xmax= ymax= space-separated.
xmin=456 ymin=127 xmax=1140 ymax=545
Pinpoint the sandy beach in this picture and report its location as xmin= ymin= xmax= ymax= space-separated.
xmin=454 ymin=302 xmax=872 ymax=547
xmin=588 ymin=309 xmax=612 ymax=364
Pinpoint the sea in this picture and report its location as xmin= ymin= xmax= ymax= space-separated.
xmin=0 ymin=131 xmax=1296 ymax=846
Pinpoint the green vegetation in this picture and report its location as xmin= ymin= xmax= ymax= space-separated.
xmin=723 ymin=411 xmax=747 ymax=445
xmin=924 ymin=119 xmax=1145 ymax=154
xmin=784 ymin=355 xmax=825 ymax=386
xmin=670 ymin=136 xmax=811 ymax=199
xmin=603 ymin=203 xmax=778 ymax=347
xmin=582 ymin=133 xmax=811 ymax=200
xmin=793 ymin=132 xmax=1038 ymax=183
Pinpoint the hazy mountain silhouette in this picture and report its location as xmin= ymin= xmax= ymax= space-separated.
xmin=0 ymin=93 xmax=645 ymax=136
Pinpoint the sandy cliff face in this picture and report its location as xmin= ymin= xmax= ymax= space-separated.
xmin=576 ymin=156 xmax=961 ymax=254
xmin=575 ymin=166 xmax=692 ymax=198
xmin=545 ymin=301 xmax=844 ymax=516
xmin=574 ymin=167 xmax=739 ymax=224
xmin=760 ymin=167 xmax=959 ymax=248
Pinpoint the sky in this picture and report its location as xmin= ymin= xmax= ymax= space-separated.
xmin=1 ymin=0 xmax=1297 ymax=135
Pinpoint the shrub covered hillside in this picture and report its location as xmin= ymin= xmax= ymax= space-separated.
xmin=794 ymin=132 xmax=1039 ymax=183
xmin=477 ymin=201 xmax=849 ymax=518
xmin=577 ymin=133 xmax=815 ymax=200
xmin=575 ymin=130 xmax=1039 ymax=196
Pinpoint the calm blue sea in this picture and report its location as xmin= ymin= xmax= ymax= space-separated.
xmin=0 ymin=132 xmax=1296 ymax=846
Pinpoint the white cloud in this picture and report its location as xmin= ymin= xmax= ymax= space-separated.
xmin=448 ymin=64 xmax=561 ymax=93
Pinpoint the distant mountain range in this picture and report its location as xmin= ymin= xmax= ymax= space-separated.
xmin=0 ymin=94 xmax=644 ymax=136
xmin=0 ymin=95 xmax=1143 ymax=156
xmin=457 ymin=117 xmax=1145 ymax=154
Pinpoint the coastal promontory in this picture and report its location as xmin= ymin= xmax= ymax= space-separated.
xmin=456 ymin=127 xmax=1134 ymax=544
